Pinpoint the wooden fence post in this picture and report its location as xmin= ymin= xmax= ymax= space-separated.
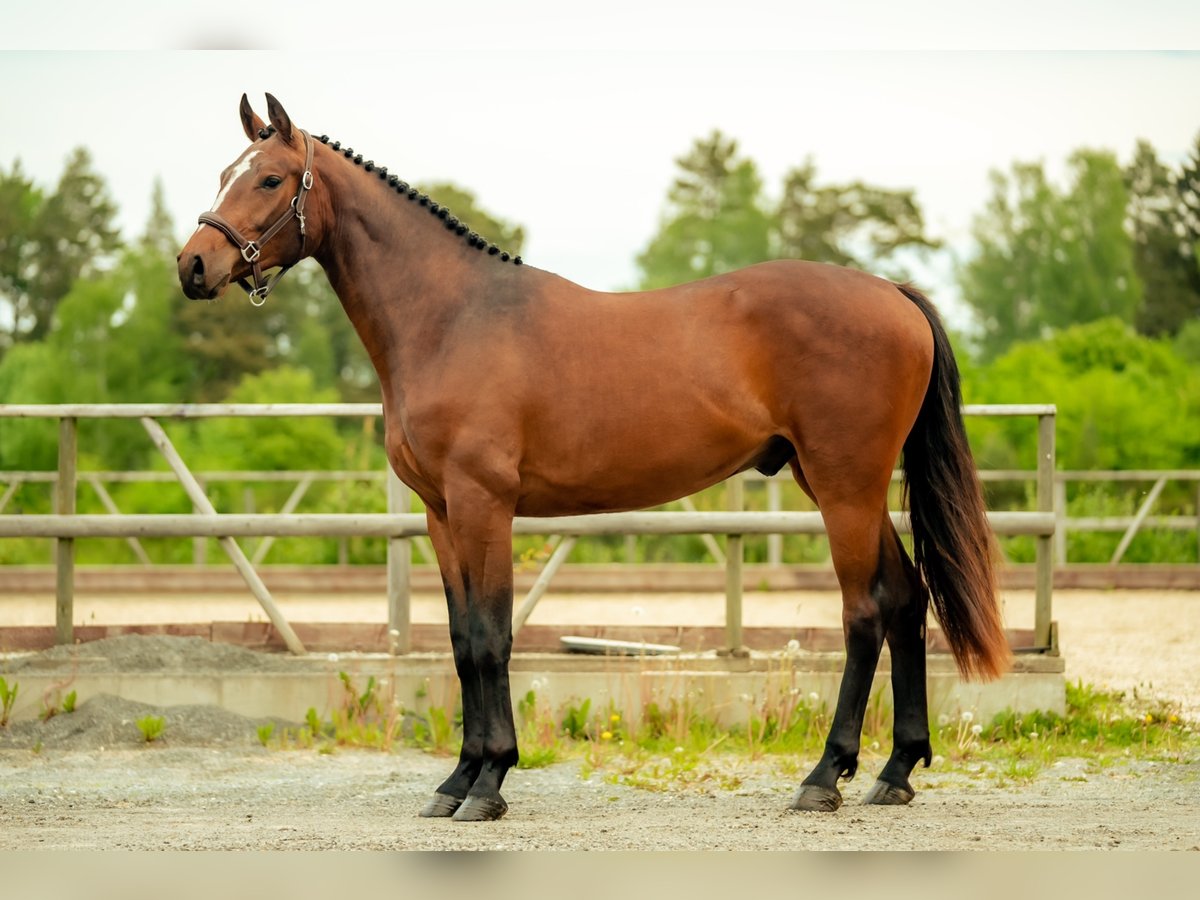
xmin=386 ymin=469 xmax=411 ymax=654
xmin=721 ymin=474 xmax=748 ymax=657
xmin=767 ymin=478 xmax=783 ymax=566
xmin=55 ymin=417 xmax=77 ymax=645
xmin=1035 ymin=412 xmax=1056 ymax=651
xmin=1053 ymin=479 xmax=1067 ymax=565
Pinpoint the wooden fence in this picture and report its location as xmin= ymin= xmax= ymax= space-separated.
xmin=0 ymin=403 xmax=1058 ymax=656
xmin=7 ymin=467 xmax=1195 ymax=568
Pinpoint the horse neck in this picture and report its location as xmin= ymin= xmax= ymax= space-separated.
xmin=308 ymin=145 xmax=510 ymax=388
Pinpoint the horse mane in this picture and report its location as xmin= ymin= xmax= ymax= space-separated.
xmin=255 ymin=125 xmax=522 ymax=265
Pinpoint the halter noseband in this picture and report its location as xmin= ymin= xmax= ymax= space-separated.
xmin=197 ymin=129 xmax=315 ymax=306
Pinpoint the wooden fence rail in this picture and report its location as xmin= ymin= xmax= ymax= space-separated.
xmin=0 ymin=403 xmax=1058 ymax=656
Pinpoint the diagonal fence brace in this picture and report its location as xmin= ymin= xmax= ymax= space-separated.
xmin=140 ymin=417 xmax=306 ymax=655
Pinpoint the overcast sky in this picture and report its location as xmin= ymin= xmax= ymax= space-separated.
xmin=2 ymin=4 xmax=1199 ymax=328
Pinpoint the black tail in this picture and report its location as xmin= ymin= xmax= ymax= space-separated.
xmin=897 ymin=284 xmax=1009 ymax=681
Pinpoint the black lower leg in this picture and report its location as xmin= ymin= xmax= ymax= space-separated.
xmin=421 ymin=592 xmax=483 ymax=817
xmin=452 ymin=593 xmax=518 ymax=822
xmin=866 ymin=543 xmax=932 ymax=806
xmin=792 ymin=609 xmax=886 ymax=811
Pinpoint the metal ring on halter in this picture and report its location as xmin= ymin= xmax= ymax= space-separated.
xmin=249 ymin=286 xmax=269 ymax=307
xmin=241 ymin=241 xmax=261 ymax=263
xmin=302 ymin=170 xmax=313 ymax=190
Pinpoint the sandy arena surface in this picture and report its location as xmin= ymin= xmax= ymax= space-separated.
xmin=0 ymin=588 xmax=1198 ymax=850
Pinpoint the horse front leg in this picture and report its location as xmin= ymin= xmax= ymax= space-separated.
xmin=418 ymin=507 xmax=483 ymax=818
xmin=444 ymin=479 xmax=519 ymax=823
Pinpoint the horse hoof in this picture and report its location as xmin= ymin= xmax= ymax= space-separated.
xmin=451 ymin=794 xmax=508 ymax=822
xmin=861 ymin=780 xmax=915 ymax=806
xmin=418 ymin=793 xmax=463 ymax=818
xmin=788 ymin=785 xmax=843 ymax=812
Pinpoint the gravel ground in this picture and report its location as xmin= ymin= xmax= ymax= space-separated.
xmin=1 ymin=588 xmax=1199 ymax=851
xmin=2 ymin=742 xmax=1198 ymax=850
xmin=0 ymin=668 xmax=1197 ymax=851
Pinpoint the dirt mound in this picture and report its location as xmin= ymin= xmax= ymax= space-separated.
xmin=0 ymin=693 xmax=293 ymax=751
xmin=9 ymin=634 xmax=299 ymax=673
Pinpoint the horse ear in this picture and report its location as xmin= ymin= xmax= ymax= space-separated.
xmin=264 ymin=93 xmax=294 ymax=145
xmin=239 ymin=93 xmax=266 ymax=142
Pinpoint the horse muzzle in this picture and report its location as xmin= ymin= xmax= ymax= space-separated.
xmin=177 ymin=250 xmax=232 ymax=300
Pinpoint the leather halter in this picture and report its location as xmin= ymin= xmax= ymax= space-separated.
xmin=197 ymin=129 xmax=315 ymax=306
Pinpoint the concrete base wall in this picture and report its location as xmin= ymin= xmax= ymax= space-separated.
xmin=4 ymin=651 xmax=1064 ymax=726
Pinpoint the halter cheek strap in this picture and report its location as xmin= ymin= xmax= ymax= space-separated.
xmin=197 ymin=129 xmax=315 ymax=306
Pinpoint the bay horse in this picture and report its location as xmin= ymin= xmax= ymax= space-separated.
xmin=178 ymin=94 xmax=1008 ymax=822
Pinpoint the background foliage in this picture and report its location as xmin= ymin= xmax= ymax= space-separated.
xmin=1 ymin=128 xmax=1199 ymax=564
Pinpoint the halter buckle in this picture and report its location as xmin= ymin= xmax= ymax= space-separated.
xmin=292 ymin=197 xmax=306 ymax=235
xmin=302 ymin=170 xmax=313 ymax=190
xmin=241 ymin=241 xmax=261 ymax=264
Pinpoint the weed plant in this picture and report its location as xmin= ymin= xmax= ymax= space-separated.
xmin=272 ymin=668 xmax=1195 ymax=795
xmin=0 ymin=677 xmax=17 ymax=727
xmin=136 ymin=715 xmax=166 ymax=743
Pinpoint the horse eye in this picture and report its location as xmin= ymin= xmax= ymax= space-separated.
xmin=262 ymin=175 xmax=283 ymax=189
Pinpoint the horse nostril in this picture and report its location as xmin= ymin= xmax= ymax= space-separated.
xmin=190 ymin=255 xmax=205 ymax=285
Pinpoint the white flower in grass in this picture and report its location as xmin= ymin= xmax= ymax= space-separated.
xmin=530 ymin=678 xmax=544 ymax=692
xmin=937 ymin=713 xmax=950 ymax=727
xmin=785 ymin=639 xmax=800 ymax=657
xmin=971 ymin=724 xmax=983 ymax=736
xmin=960 ymin=711 xmax=974 ymax=723
xmin=808 ymin=692 xmax=820 ymax=703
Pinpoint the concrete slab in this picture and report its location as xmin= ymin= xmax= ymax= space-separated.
xmin=2 ymin=650 xmax=1064 ymax=726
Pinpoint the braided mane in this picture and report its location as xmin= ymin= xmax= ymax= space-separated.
xmin=257 ymin=125 xmax=522 ymax=265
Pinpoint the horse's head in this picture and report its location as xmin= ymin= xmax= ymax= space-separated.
xmin=178 ymin=93 xmax=315 ymax=304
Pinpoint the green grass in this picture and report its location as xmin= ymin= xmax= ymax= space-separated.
xmin=136 ymin=715 xmax=166 ymax=743
xmin=268 ymin=670 xmax=1197 ymax=796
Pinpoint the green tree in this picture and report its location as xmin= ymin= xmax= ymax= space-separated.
xmin=776 ymin=160 xmax=939 ymax=279
xmin=141 ymin=178 xmax=177 ymax=257
xmin=636 ymin=131 xmax=772 ymax=289
xmin=173 ymin=290 xmax=276 ymax=401
xmin=960 ymin=151 xmax=1143 ymax=359
xmin=10 ymin=149 xmax=121 ymax=347
xmin=635 ymin=132 xmax=937 ymax=290
xmin=0 ymin=241 xmax=189 ymax=469
xmin=0 ymin=160 xmax=43 ymax=354
xmin=420 ymin=182 xmax=525 ymax=254
xmin=173 ymin=366 xmax=344 ymax=471
xmin=964 ymin=318 xmax=1200 ymax=471
xmin=1124 ymin=140 xmax=1200 ymax=337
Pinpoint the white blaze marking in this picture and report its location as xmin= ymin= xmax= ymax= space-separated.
xmin=196 ymin=149 xmax=261 ymax=231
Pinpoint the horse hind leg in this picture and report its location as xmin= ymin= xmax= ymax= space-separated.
xmin=790 ymin=499 xmax=893 ymax=812
xmin=861 ymin=522 xmax=933 ymax=806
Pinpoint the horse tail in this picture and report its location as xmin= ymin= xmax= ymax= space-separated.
xmin=896 ymin=283 xmax=1009 ymax=681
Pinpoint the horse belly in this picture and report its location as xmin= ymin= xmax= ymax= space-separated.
xmin=513 ymin=425 xmax=779 ymax=516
